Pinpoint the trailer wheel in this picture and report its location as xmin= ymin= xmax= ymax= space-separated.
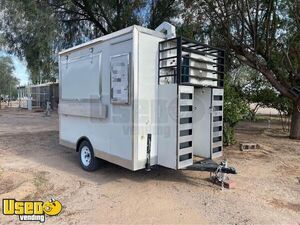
xmin=78 ymin=140 xmax=99 ymax=171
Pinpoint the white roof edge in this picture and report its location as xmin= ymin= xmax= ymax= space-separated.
xmin=59 ymin=25 xmax=166 ymax=55
xmin=135 ymin=25 xmax=166 ymax=39
xmin=30 ymin=82 xmax=59 ymax=87
xmin=59 ymin=26 xmax=134 ymax=55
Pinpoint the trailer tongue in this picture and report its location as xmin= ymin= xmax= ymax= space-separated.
xmin=184 ymin=159 xmax=237 ymax=189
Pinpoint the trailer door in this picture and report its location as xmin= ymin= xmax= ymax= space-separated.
xmin=177 ymin=85 xmax=194 ymax=169
xmin=211 ymin=88 xmax=223 ymax=158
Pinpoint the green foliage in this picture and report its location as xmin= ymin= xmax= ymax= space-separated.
xmin=0 ymin=0 xmax=178 ymax=84
xmin=49 ymin=0 xmax=178 ymax=44
xmin=223 ymin=123 xmax=235 ymax=146
xmin=0 ymin=0 xmax=58 ymax=84
xmin=228 ymin=64 xmax=293 ymax=132
xmin=0 ymin=57 xmax=16 ymax=93
xmin=50 ymin=0 xmax=146 ymax=44
xmin=232 ymin=65 xmax=294 ymax=120
xmin=271 ymin=96 xmax=293 ymax=116
xmin=147 ymin=0 xmax=179 ymax=29
xmin=223 ymin=75 xmax=249 ymax=145
xmin=0 ymin=56 xmax=18 ymax=107
xmin=180 ymin=1 xmax=300 ymax=141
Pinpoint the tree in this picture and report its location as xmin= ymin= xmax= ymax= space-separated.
xmin=236 ymin=66 xmax=292 ymax=122
xmin=228 ymin=65 xmax=274 ymax=120
xmin=0 ymin=56 xmax=17 ymax=109
xmin=49 ymin=0 xmax=147 ymax=45
xmin=1 ymin=0 xmax=180 ymax=84
xmin=0 ymin=0 xmax=148 ymax=83
xmin=223 ymin=74 xmax=250 ymax=145
xmin=0 ymin=0 xmax=58 ymax=84
xmin=182 ymin=0 xmax=300 ymax=139
xmin=231 ymin=65 xmax=293 ymax=131
xmin=147 ymin=0 xmax=179 ymax=29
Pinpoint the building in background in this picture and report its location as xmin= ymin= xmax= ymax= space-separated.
xmin=17 ymin=85 xmax=31 ymax=109
xmin=17 ymin=82 xmax=59 ymax=110
xmin=30 ymin=82 xmax=59 ymax=110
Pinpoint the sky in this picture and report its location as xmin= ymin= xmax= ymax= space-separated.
xmin=0 ymin=51 xmax=29 ymax=85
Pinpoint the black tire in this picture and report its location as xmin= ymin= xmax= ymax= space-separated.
xmin=78 ymin=140 xmax=100 ymax=171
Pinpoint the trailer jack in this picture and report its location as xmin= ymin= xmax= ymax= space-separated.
xmin=145 ymin=134 xmax=152 ymax=171
xmin=184 ymin=159 xmax=237 ymax=190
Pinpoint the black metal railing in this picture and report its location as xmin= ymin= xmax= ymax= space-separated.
xmin=158 ymin=37 xmax=225 ymax=88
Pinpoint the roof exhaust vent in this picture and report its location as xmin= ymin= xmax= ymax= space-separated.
xmin=155 ymin=22 xmax=176 ymax=39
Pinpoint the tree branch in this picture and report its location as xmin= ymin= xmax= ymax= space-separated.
xmin=234 ymin=49 xmax=297 ymax=101
xmin=71 ymin=0 xmax=108 ymax=34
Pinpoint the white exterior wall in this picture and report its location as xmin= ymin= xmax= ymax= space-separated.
xmin=59 ymin=31 xmax=135 ymax=169
xmin=59 ymin=26 xmax=165 ymax=171
xmin=193 ymin=88 xmax=212 ymax=158
xmin=157 ymin=84 xmax=178 ymax=169
xmin=134 ymin=30 xmax=164 ymax=170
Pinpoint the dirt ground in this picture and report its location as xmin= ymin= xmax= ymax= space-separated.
xmin=0 ymin=108 xmax=299 ymax=225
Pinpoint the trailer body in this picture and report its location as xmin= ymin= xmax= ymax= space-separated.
xmin=59 ymin=24 xmax=224 ymax=171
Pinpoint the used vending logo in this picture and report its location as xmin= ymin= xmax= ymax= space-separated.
xmin=2 ymin=198 xmax=62 ymax=223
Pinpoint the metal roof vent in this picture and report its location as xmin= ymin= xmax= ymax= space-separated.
xmin=155 ymin=22 xmax=176 ymax=39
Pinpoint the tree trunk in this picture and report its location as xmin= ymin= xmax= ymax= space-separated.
xmin=290 ymin=102 xmax=300 ymax=139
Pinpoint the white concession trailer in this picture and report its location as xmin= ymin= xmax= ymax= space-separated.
xmin=59 ymin=22 xmax=225 ymax=171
